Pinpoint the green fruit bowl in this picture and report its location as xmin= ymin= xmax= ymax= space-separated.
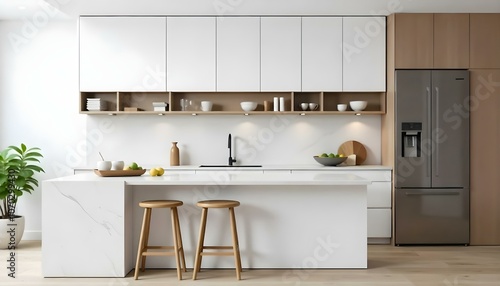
xmin=313 ymin=156 xmax=347 ymax=166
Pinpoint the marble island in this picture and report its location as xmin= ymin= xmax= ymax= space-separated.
xmin=42 ymin=167 xmax=389 ymax=277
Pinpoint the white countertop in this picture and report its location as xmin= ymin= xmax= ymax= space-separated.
xmin=74 ymin=164 xmax=392 ymax=172
xmin=48 ymin=171 xmax=372 ymax=186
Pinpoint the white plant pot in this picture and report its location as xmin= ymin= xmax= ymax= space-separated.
xmin=0 ymin=216 xmax=25 ymax=249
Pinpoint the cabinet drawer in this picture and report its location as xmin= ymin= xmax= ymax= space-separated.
xmin=367 ymin=182 xmax=392 ymax=208
xmin=368 ymin=209 xmax=392 ymax=238
xmin=291 ymin=170 xmax=391 ymax=181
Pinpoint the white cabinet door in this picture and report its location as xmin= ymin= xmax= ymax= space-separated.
xmin=79 ymin=17 xmax=167 ymax=92
xmin=217 ymin=17 xmax=260 ymax=92
xmin=302 ymin=17 xmax=343 ymax=92
xmin=261 ymin=17 xmax=301 ymax=91
xmin=367 ymin=182 xmax=392 ymax=208
xmin=167 ymin=17 xmax=216 ymax=91
xmin=367 ymin=209 xmax=392 ymax=238
xmin=342 ymin=17 xmax=386 ymax=92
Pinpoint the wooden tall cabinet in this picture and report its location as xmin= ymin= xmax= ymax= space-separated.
xmin=470 ymin=14 xmax=500 ymax=68
xmin=386 ymin=13 xmax=500 ymax=245
xmin=394 ymin=13 xmax=469 ymax=69
xmin=470 ymin=70 xmax=500 ymax=245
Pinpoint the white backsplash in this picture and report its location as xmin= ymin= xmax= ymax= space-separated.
xmin=85 ymin=114 xmax=381 ymax=167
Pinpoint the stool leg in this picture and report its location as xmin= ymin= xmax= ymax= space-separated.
xmin=173 ymin=207 xmax=187 ymax=272
xmin=192 ymin=207 xmax=208 ymax=280
xmin=171 ymin=207 xmax=183 ymax=280
xmin=134 ymin=208 xmax=150 ymax=280
xmin=229 ymin=207 xmax=242 ymax=280
xmin=141 ymin=208 xmax=153 ymax=272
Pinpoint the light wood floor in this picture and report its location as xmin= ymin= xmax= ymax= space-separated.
xmin=1 ymin=241 xmax=500 ymax=285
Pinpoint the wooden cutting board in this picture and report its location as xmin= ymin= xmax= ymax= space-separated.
xmin=338 ymin=140 xmax=367 ymax=165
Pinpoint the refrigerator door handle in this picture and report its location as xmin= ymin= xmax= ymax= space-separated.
xmin=435 ymin=86 xmax=440 ymax=177
xmin=405 ymin=191 xmax=460 ymax=196
xmin=426 ymin=86 xmax=432 ymax=178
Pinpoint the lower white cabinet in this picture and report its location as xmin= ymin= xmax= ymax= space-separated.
xmin=290 ymin=169 xmax=392 ymax=243
xmin=368 ymin=209 xmax=392 ymax=238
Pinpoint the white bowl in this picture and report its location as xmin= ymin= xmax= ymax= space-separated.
xmin=349 ymin=101 xmax=368 ymax=112
xmin=240 ymin=101 xmax=258 ymax=112
xmin=337 ymin=104 xmax=347 ymax=112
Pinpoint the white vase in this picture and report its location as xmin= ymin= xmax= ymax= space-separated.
xmin=0 ymin=216 xmax=25 ymax=249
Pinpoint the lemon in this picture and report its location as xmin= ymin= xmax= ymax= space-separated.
xmin=149 ymin=168 xmax=159 ymax=176
xmin=123 ymin=166 xmax=131 ymax=170
xmin=339 ymin=154 xmax=344 ymax=157
xmin=156 ymin=167 xmax=165 ymax=176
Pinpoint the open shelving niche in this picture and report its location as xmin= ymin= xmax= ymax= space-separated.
xmin=79 ymin=91 xmax=385 ymax=115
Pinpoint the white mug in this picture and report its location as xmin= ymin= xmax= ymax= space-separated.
xmin=309 ymin=103 xmax=318 ymax=111
xmin=111 ymin=161 xmax=124 ymax=170
xmin=300 ymin=103 xmax=309 ymax=111
xmin=97 ymin=161 xmax=112 ymax=171
xmin=201 ymin=101 xmax=213 ymax=112
xmin=337 ymin=104 xmax=347 ymax=112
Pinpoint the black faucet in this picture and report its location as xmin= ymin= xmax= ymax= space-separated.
xmin=228 ymin=133 xmax=237 ymax=166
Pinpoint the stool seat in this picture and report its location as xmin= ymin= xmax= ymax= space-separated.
xmin=197 ymin=200 xmax=240 ymax=208
xmin=134 ymin=200 xmax=186 ymax=280
xmin=193 ymin=199 xmax=242 ymax=280
xmin=139 ymin=200 xmax=183 ymax=208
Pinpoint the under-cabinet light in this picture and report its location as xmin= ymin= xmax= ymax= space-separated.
xmin=191 ymin=113 xmax=197 ymax=116
xmin=355 ymin=113 xmax=361 ymax=116
xmin=108 ymin=113 xmax=116 ymax=116
xmin=158 ymin=113 xmax=164 ymax=116
xmin=244 ymin=113 xmax=249 ymax=116
xmin=300 ymin=113 xmax=306 ymax=116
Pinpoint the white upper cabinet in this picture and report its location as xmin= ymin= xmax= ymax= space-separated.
xmin=302 ymin=17 xmax=343 ymax=92
xmin=261 ymin=17 xmax=302 ymax=91
xmin=79 ymin=17 xmax=167 ymax=91
xmin=217 ymin=17 xmax=260 ymax=92
xmin=167 ymin=17 xmax=216 ymax=91
xmin=342 ymin=17 xmax=386 ymax=92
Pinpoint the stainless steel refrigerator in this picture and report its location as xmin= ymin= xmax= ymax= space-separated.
xmin=394 ymin=70 xmax=470 ymax=245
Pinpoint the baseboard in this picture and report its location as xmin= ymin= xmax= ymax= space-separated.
xmin=368 ymin=237 xmax=391 ymax=245
xmin=23 ymin=230 xmax=41 ymax=241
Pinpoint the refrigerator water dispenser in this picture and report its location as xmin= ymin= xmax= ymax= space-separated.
xmin=401 ymin=122 xmax=422 ymax=158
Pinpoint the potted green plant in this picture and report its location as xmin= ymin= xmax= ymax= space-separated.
xmin=0 ymin=144 xmax=44 ymax=249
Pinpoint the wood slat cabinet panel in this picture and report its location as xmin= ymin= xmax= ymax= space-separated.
xmin=433 ymin=13 xmax=470 ymax=68
xmin=470 ymin=69 xmax=500 ymax=245
xmin=395 ymin=13 xmax=470 ymax=69
xmin=470 ymin=14 xmax=500 ymax=68
xmin=395 ymin=13 xmax=434 ymax=69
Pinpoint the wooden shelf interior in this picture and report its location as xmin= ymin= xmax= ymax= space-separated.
xmin=118 ymin=92 xmax=169 ymax=112
xmin=323 ymin=92 xmax=385 ymax=112
xmin=80 ymin=91 xmax=386 ymax=114
xmin=292 ymin=92 xmax=322 ymax=111
xmin=170 ymin=92 xmax=292 ymax=112
xmin=80 ymin=92 xmax=118 ymax=112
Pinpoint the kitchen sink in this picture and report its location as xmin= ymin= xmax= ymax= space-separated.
xmin=199 ymin=165 xmax=262 ymax=168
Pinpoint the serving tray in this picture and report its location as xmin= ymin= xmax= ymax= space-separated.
xmin=94 ymin=169 xmax=146 ymax=177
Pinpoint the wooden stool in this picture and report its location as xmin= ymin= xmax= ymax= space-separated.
xmin=134 ymin=200 xmax=186 ymax=280
xmin=192 ymin=200 xmax=242 ymax=280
